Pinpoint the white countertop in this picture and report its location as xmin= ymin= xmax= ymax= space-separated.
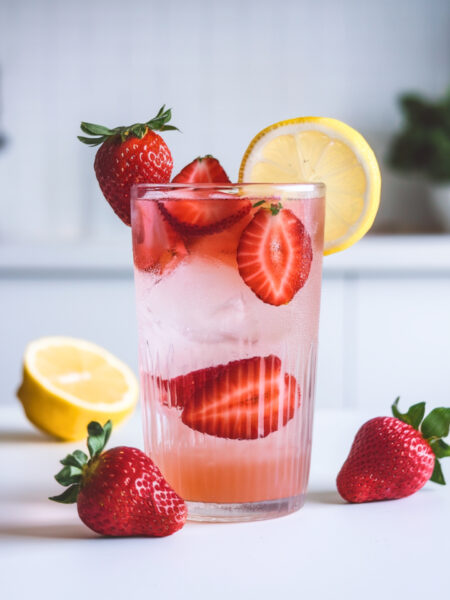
xmin=1 ymin=234 xmax=450 ymax=275
xmin=0 ymin=404 xmax=448 ymax=600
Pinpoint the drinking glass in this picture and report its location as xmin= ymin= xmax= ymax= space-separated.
xmin=131 ymin=183 xmax=325 ymax=522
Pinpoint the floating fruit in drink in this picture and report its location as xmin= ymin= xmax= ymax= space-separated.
xmin=239 ymin=116 xmax=381 ymax=255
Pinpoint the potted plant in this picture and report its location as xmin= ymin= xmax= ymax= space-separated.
xmin=388 ymin=89 xmax=450 ymax=230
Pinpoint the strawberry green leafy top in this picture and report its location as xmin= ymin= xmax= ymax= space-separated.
xmin=392 ymin=398 xmax=450 ymax=484
xmin=49 ymin=420 xmax=112 ymax=503
xmin=78 ymin=105 xmax=179 ymax=146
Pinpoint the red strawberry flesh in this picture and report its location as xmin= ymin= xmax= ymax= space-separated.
xmin=161 ymin=156 xmax=252 ymax=235
xmin=172 ymin=155 xmax=230 ymax=184
xmin=184 ymin=213 xmax=253 ymax=267
xmin=132 ymin=200 xmax=187 ymax=274
xmin=237 ymin=207 xmax=313 ymax=306
xmin=180 ymin=355 xmax=300 ymax=440
xmin=94 ymin=132 xmax=173 ymax=226
xmin=148 ymin=364 xmax=226 ymax=410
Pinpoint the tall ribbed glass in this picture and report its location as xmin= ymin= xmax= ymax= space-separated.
xmin=131 ymin=183 xmax=325 ymax=522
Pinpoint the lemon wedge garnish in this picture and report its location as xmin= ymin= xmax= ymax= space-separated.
xmin=239 ymin=117 xmax=381 ymax=254
xmin=17 ymin=337 xmax=138 ymax=441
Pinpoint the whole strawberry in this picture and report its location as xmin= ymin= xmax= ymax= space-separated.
xmin=337 ymin=399 xmax=450 ymax=503
xmin=50 ymin=421 xmax=187 ymax=537
xmin=79 ymin=106 xmax=178 ymax=225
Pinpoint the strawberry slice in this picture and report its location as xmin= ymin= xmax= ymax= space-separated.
xmin=185 ymin=212 xmax=253 ymax=267
xmin=181 ymin=356 xmax=300 ymax=440
xmin=132 ymin=201 xmax=188 ymax=274
xmin=161 ymin=156 xmax=252 ymax=235
xmin=150 ymin=365 xmax=224 ymax=410
xmin=237 ymin=206 xmax=313 ymax=306
xmin=172 ymin=155 xmax=231 ymax=184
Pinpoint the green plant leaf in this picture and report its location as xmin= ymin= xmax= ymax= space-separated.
xmin=269 ymin=202 xmax=283 ymax=216
xmin=430 ymin=439 xmax=450 ymax=459
xmin=408 ymin=403 xmax=426 ymax=429
xmin=60 ymin=449 xmax=88 ymax=469
xmin=77 ymin=135 xmax=105 ymax=146
xmin=87 ymin=421 xmax=103 ymax=435
xmin=391 ymin=397 xmax=402 ymax=419
xmin=391 ymin=398 xmax=425 ymax=429
xmin=130 ymin=123 xmax=148 ymax=139
xmin=87 ymin=420 xmax=112 ymax=458
xmin=49 ymin=484 xmax=80 ymax=504
xmin=54 ymin=465 xmax=82 ymax=486
xmin=388 ymin=89 xmax=450 ymax=182
xmin=154 ymin=105 xmax=166 ymax=118
xmin=80 ymin=122 xmax=113 ymax=136
xmin=160 ymin=125 xmax=180 ymax=132
xmin=421 ymin=408 xmax=450 ymax=439
xmin=146 ymin=106 xmax=178 ymax=132
xmin=430 ymin=459 xmax=446 ymax=485
xmin=73 ymin=449 xmax=89 ymax=465
xmin=87 ymin=435 xmax=103 ymax=458
xmin=103 ymin=420 xmax=112 ymax=448
xmin=78 ymin=106 xmax=178 ymax=146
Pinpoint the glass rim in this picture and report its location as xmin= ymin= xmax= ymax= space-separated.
xmin=132 ymin=182 xmax=325 ymax=193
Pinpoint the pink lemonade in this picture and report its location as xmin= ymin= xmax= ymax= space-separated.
xmin=132 ymin=183 xmax=325 ymax=521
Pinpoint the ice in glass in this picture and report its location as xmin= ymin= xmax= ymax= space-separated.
xmin=132 ymin=183 xmax=325 ymax=521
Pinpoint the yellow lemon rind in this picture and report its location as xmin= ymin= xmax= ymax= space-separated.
xmin=17 ymin=336 xmax=138 ymax=441
xmin=239 ymin=116 xmax=381 ymax=255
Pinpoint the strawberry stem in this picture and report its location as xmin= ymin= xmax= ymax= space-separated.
xmin=269 ymin=201 xmax=283 ymax=216
xmin=391 ymin=398 xmax=450 ymax=485
xmin=78 ymin=105 xmax=179 ymax=147
xmin=391 ymin=397 xmax=425 ymax=429
xmin=252 ymin=200 xmax=283 ymax=215
xmin=49 ymin=420 xmax=112 ymax=503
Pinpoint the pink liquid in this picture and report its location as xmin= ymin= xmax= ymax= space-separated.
xmin=132 ymin=187 xmax=325 ymax=512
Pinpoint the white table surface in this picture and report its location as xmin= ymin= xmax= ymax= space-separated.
xmin=1 ymin=403 xmax=448 ymax=600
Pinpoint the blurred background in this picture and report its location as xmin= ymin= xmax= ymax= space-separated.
xmin=0 ymin=0 xmax=449 ymax=409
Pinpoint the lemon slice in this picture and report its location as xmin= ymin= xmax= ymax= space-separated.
xmin=239 ymin=117 xmax=381 ymax=255
xmin=17 ymin=337 xmax=138 ymax=441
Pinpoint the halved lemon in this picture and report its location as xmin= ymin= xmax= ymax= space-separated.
xmin=239 ymin=117 xmax=381 ymax=255
xmin=17 ymin=337 xmax=138 ymax=441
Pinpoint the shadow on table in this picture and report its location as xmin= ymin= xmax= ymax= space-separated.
xmin=306 ymin=490 xmax=346 ymax=505
xmin=2 ymin=487 xmax=57 ymax=504
xmin=0 ymin=429 xmax=53 ymax=444
xmin=0 ymin=522 xmax=96 ymax=540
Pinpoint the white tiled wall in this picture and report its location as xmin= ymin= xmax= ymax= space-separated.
xmin=0 ymin=0 xmax=449 ymax=242
xmin=1 ymin=1 xmax=449 ymax=413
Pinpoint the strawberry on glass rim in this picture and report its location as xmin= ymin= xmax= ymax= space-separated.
xmin=79 ymin=105 xmax=178 ymax=225
xmin=160 ymin=156 xmax=252 ymax=235
xmin=173 ymin=155 xmax=231 ymax=184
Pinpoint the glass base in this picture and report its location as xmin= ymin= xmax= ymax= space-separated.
xmin=186 ymin=494 xmax=305 ymax=523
